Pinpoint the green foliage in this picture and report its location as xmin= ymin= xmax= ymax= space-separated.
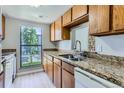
xmin=22 ymin=27 xmax=39 ymax=55
xmin=23 ymin=27 xmax=38 ymax=45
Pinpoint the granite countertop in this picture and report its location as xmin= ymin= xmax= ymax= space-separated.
xmin=44 ymin=51 xmax=124 ymax=87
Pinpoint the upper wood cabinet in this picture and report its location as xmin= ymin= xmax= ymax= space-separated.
xmin=63 ymin=9 xmax=72 ymax=26
xmin=113 ymin=6 xmax=124 ymax=31
xmin=54 ymin=17 xmax=70 ymax=41
xmin=2 ymin=15 xmax=5 ymax=40
xmin=50 ymin=23 xmax=55 ymax=41
xmin=72 ymin=5 xmax=87 ymax=20
xmin=89 ymin=5 xmax=110 ymax=35
xmin=55 ymin=17 xmax=62 ymax=40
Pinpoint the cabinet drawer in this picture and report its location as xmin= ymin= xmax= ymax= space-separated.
xmin=54 ymin=58 xmax=61 ymax=66
xmin=62 ymin=62 xmax=74 ymax=74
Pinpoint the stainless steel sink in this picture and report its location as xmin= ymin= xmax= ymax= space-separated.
xmin=59 ymin=54 xmax=74 ymax=59
xmin=59 ymin=54 xmax=85 ymax=61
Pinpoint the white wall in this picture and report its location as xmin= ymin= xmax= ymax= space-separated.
xmin=95 ymin=35 xmax=124 ymax=57
xmin=2 ymin=17 xmax=56 ymax=70
xmin=57 ymin=22 xmax=89 ymax=51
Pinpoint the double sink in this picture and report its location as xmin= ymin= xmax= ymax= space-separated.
xmin=59 ymin=53 xmax=86 ymax=61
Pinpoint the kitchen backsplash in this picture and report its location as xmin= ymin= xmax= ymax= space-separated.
xmin=88 ymin=35 xmax=95 ymax=52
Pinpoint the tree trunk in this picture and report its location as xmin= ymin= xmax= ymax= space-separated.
xmin=30 ymin=55 xmax=33 ymax=64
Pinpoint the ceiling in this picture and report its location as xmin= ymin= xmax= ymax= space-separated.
xmin=1 ymin=5 xmax=72 ymax=24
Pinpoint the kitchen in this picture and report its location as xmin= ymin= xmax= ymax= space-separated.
xmin=0 ymin=5 xmax=124 ymax=88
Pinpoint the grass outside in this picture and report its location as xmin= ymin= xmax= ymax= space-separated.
xmin=22 ymin=61 xmax=41 ymax=67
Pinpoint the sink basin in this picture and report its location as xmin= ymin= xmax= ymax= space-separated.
xmin=70 ymin=58 xmax=84 ymax=61
xmin=59 ymin=54 xmax=85 ymax=61
xmin=59 ymin=54 xmax=74 ymax=59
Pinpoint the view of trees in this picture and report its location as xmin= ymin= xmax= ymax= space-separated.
xmin=22 ymin=27 xmax=40 ymax=65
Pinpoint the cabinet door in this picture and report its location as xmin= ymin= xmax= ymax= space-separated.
xmin=113 ymin=6 xmax=124 ymax=31
xmin=43 ymin=57 xmax=47 ymax=73
xmin=50 ymin=23 xmax=55 ymax=41
xmin=63 ymin=9 xmax=72 ymax=26
xmin=89 ymin=5 xmax=110 ymax=34
xmin=97 ymin=6 xmax=110 ymax=33
xmin=89 ymin=5 xmax=98 ymax=34
xmin=54 ymin=63 xmax=61 ymax=88
xmin=72 ymin=5 xmax=87 ymax=20
xmin=47 ymin=60 xmax=53 ymax=81
xmin=2 ymin=15 xmax=5 ymax=40
xmin=55 ymin=17 xmax=62 ymax=40
xmin=62 ymin=69 xmax=75 ymax=88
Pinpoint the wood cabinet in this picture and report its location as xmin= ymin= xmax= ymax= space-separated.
xmin=47 ymin=59 xmax=53 ymax=82
xmin=62 ymin=69 xmax=75 ymax=88
xmin=89 ymin=5 xmax=110 ymax=35
xmin=63 ymin=9 xmax=72 ymax=26
xmin=50 ymin=23 xmax=55 ymax=41
xmin=55 ymin=17 xmax=62 ymax=40
xmin=113 ymin=5 xmax=124 ymax=31
xmin=53 ymin=58 xmax=61 ymax=88
xmin=43 ymin=56 xmax=48 ymax=73
xmin=54 ymin=17 xmax=70 ymax=41
xmin=43 ymin=55 xmax=53 ymax=82
xmin=0 ymin=72 xmax=4 ymax=88
xmin=62 ymin=62 xmax=75 ymax=88
xmin=54 ymin=63 xmax=61 ymax=88
xmin=2 ymin=15 xmax=5 ymax=40
xmin=44 ymin=54 xmax=75 ymax=88
xmin=72 ymin=5 xmax=87 ymax=20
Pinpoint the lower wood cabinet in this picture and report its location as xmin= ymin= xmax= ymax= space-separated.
xmin=62 ymin=69 xmax=75 ymax=88
xmin=54 ymin=63 xmax=61 ymax=88
xmin=43 ymin=54 xmax=75 ymax=88
xmin=47 ymin=60 xmax=54 ymax=82
xmin=62 ymin=62 xmax=75 ymax=88
xmin=43 ymin=56 xmax=48 ymax=73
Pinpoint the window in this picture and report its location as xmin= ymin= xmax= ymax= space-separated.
xmin=20 ymin=26 xmax=42 ymax=67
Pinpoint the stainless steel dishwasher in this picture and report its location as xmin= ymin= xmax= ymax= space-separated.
xmin=74 ymin=67 xmax=121 ymax=88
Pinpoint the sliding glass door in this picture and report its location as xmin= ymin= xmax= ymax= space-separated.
xmin=20 ymin=26 xmax=42 ymax=67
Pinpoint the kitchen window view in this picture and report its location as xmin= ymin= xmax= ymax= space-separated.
xmin=20 ymin=26 xmax=42 ymax=67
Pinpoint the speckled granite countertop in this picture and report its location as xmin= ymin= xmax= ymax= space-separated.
xmin=44 ymin=51 xmax=124 ymax=87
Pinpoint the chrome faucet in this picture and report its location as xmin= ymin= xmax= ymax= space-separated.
xmin=74 ymin=40 xmax=81 ymax=52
